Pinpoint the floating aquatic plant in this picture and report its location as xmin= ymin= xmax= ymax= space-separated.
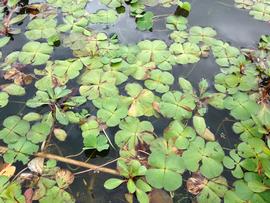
xmin=0 ymin=0 xmax=270 ymax=203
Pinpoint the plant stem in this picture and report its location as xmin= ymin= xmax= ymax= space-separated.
xmin=0 ymin=146 xmax=120 ymax=176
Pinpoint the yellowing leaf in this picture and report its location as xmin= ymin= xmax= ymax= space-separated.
xmin=0 ymin=163 xmax=16 ymax=177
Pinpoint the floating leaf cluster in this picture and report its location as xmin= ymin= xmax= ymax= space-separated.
xmin=0 ymin=0 xmax=270 ymax=203
xmin=235 ymin=0 xmax=270 ymax=21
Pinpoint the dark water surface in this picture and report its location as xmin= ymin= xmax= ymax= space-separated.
xmin=1 ymin=0 xmax=270 ymax=202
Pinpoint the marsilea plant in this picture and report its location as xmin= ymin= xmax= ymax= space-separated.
xmin=0 ymin=0 xmax=269 ymax=202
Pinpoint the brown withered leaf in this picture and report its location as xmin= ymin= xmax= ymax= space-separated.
xmin=0 ymin=163 xmax=16 ymax=177
xmin=149 ymin=189 xmax=173 ymax=203
xmin=186 ymin=173 xmax=208 ymax=195
xmin=55 ymin=169 xmax=74 ymax=189
xmin=152 ymin=101 xmax=160 ymax=113
xmin=201 ymin=128 xmax=215 ymax=141
xmin=24 ymin=188 xmax=34 ymax=203
xmin=28 ymin=157 xmax=44 ymax=174
xmin=4 ymin=68 xmax=33 ymax=85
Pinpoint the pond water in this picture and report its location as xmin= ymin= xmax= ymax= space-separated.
xmin=0 ymin=0 xmax=270 ymax=202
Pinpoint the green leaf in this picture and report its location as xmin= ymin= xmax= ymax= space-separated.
xmin=145 ymin=151 xmax=185 ymax=191
xmin=54 ymin=128 xmax=67 ymax=141
xmin=212 ymin=42 xmax=240 ymax=67
xmin=159 ymin=91 xmax=195 ymax=120
xmin=0 ymin=92 xmax=9 ymax=108
xmin=104 ymin=178 xmax=124 ymax=190
xmin=166 ymin=15 xmax=188 ymax=31
xmin=224 ymin=93 xmax=259 ymax=120
xmin=127 ymin=179 xmax=136 ymax=193
xmin=164 ymin=120 xmax=196 ymax=149
xmin=170 ymin=42 xmax=200 ymax=64
xmin=89 ymin=9 xmax=118 ymax=24
xmin=249 ymin=3 xmax=270 ymax=21
xmin=25 ymin=18 xmax=57 ymax=40
xmin=137 ymin=40 xmax=170 ymax=65
xmin=188 ymin=26 xmax=217 ymax=44
xmin=178 ymin=77 xmax=193 ymax=93
xmin=0 ymin=116 xmax=50 ymax=164
xmin=23 ymin=112 xmax=42 ymax=122
xmin=53 ymin=59 xmax=83 ymax=80
xmin=182 ymin=137 xmax=224 ymax=179
xmin=136 ymin=11 xmax=153 ymax=31
xmin=115 ymin=117 xmax=154 ymax=150
xmin=80 ymin=119 xmax=109 ymax=151
xmin=55 ymin=106 xmax=69 ymax=125
xmin=0 ymin=37 xmax=10 ymax=48
xmin=248 ymin=181 xmax=269 ymax=193
xmin=198 ymin=177 xmax=228 ymax=203
xmin=145 ymin=70 xmax=174 ymax=93
xmin=136 ymin=189 xmax=149 ymax=203
xmin=193 ymin=116 xmax=206 ymax=136
xmin=125 ymin=83 xmax=155 ymax=117
xmin=18 ymin=41 xmax=53 ymax=65
xmin=79 ymin=69 xmax=118 ymax=100
xmin=1 ymin=84 xmax=25 ymax=96
xmin=95 ymin=97 xmax=128 ymax=127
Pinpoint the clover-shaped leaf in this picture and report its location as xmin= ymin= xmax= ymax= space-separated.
xmin=130 ymin=61 xmax=156 ymax=80
xmin=125 ymin=83 xmax=155 ymax=117
xmin=212 ymin=42 xmax=240 ymax=67
xmin=80 ymin=119 xmax=109 ymax=151
xmin=257 ymin=103 xmax=270 ymax=129
xmin=137 ymin=40 xmax=170 ymax=65
xmin=115 ymin=117 xmax=154 ymax=150
xmin=197 ymin=176 xmax=228 ymax=203
xmin=94 ymin=97 xmax=128 ymax=127
xmin=249 ymin=3 xmax=270 ymax=21
xmin=53 ymin=59 xmax=83 ymax=81
xmin=231 ymin=173 xmax=270 ymax=202
xmin=170 ymin=31 xmax=188 ymax=43
xmin=102 ymin=62 xmax=129 ymax=85
xmin=117 ymin=159 xmax=147 ymax=178
xmin=170 ymin=42 xmax=200 ymax=64
xmin=237 ymin=138 xmax=265 ymax=159
xmin=100 ymin=0 xmax=122 ymax=8
xmin=159 ymin=91 xmax=196 ymax=120
xmin=0 ymin=176 xmax=25 ymax=203
xmin=79 ymin=69 xmax=119 ymax=100
xmin=224 ymin=93 xmax=259 ymax=120
xmin=223 ymin=150 xmax=256 ymax=179
xmin=166 ymin=15 xmax=188 ymax=31
xmin=18 ymin=41 xmax=53 ymax=65
xmin=145 ymin=151 xmax=185 ymax=191
xmin=136 ymin=11 xmax=153 ymax=31
xmin=235 ymin=0 xmax=254 ymax=9
xmin=89 ymin=9 xmax=118 ymax=24
xmin=232 ymin=119 xmax=264 ymax=141
xmin=58 ymin=16 xmax=88 ymax=32
xmin=182 ymin=137 xmax=225 ymax=179
xmin=0 ymin=116 xmax=50 ymax=164
xmin=144 ymin=69 xmax=174 ymax=93
xmin=25 ymin=18 xmax=57 ymax=40
xmin=164 ymin=120 xmax=196 ymax=149
xmin=188 ymin=26 xmax=217 ymax=44
xmin=214 ymin=72 xmax=258 ymax=94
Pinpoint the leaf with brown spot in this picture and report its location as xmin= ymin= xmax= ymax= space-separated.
xmin=55 ymin=169 xmax=74 ymax=189
xmin=0 ymin=163 xmax=16 ymax=177
xmin=186 ymin=173 xmax=208 ymax=195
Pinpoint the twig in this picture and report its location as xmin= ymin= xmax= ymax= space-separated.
xmin=74 ymin=157 xmax=120 ymax=176
xmin=0 ymin=146 xmax=119 ymax=176
xmin=102 ymin=129 xmax=116 ymax=150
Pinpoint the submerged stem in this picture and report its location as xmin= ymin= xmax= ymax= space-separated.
xmin=0 ymin=146 xmax=120 ymax=176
